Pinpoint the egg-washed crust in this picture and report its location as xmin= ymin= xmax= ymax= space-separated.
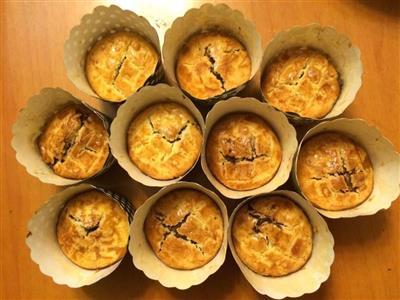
xmin=232 ymin=196 xmax=313 ymax=277
xmin=206 ymin=113 xmax=282 ymax=191
xmin=38 ymin=104 xmax=109 ymax=180
xmin=85 ymin=31 xmax=159 ymax=102
xmin=127 ymin=102 xmax=203 ymax=180
xmin=262 ymin=47 xmax=341 ymax=119
xmin=176 ymin=32 xmax=251 ymax=100
xmin=56 ymin=190 xmax=130 ymax=270
xmin=297 ymin=132 xmax=374 ymax=211
xmin=144 ymin=189 xmax=224 ymax=270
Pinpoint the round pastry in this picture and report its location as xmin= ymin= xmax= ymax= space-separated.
xmin=56 ymin=190 xmax=130 ymax=269
xmin=206 ymin=113 xmax=282 ymax=191
xmin=297 ymin=132 xmax=374 ymax=211
xmin=144 ymin=189 xmax=224 ymax=270
xmin=176 ymin=32 xmax=251 ymax=100
xmin=38 ymin=104 xmax=109 ymax=180
xmin=232 ymin=196 xmax=313 ymax=277
xmin=85 ymin=31 xmax=159 ymax=102
xmin=127 ymin=102 xmax=203 ymax=180
xmin=262 ymin=47 xmax=340 ymax=119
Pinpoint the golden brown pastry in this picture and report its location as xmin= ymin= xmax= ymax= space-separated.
xmin=144 ymin=189 xmax=224 ymax=270
xmin=127 ymin=102 xmax=202 ymax=180
xmin=38 ymin=104 xmax=109 ymax=180
xmin=232 ymin=196 xmax=313 ymax=276
xmin=206 ymin=113 xmax=282 ymax=191
xmin=57 ymin=190 xmax=130 ymax=269
xmin=86 ymin=31 xmax=159 ymax=102
xmin=176 ymin=32 xmax=251 ymax=100
xmin=297 ymin=132 xmax=374 ymax=211
xmin=262 ymin=47 xmax=340 ymax=119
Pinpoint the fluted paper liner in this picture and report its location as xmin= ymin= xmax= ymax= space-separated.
xmin=110 ymin=84 xmax=205 ymax=187
xmin=201 ymin=97 xmax=298 ymax=199
xmin=163 ymin=3 xmax=262 ymax=103
xmin=293 ymin=118 xmax=400 ymax=218
xmin=11 ymin=87 xmax=114 ymax=186
xmin=260 ymin=24 xmax=363 ymax=123
xmin=64 ymin=5 xmax=163 ymax=101
xmin=228 ymin=190 xmax=334 ymax=299
xmin=26 ymin=184 xmax=134 ymax=288
xmin=129 ymin=181 xmax=229 ymax=289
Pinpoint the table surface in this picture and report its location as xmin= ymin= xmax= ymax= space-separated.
xmin=1 ymin=1 xmax=399 ymax=299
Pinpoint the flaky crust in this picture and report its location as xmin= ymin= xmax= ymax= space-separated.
xmin=232 ymin=196 xmax=313 ymax=277
xmin=144 ymin=189 xmax=224 ymax=270
xmin=297 ymin=132 xmax=374 ymax=211
xmin=262 ymin=47 xmax=340 ymax=119
xmin=206 ymin=113 xmax=282 ymax=191
xmin=86 ymin=31 xmax=159 ymax=102
xmin=57 ymin=190 xmax=130 ymax=269
xmin=38 ymin=105 xmax=109 ymax=180
xmin=176 ymin=32 xmax=251 ymax=100
xmin=127 ymin=102 xmax=203 ymax=180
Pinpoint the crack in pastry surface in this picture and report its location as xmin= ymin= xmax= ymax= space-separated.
xmin=204 ymin=45 xmax=226 ymax=91
xmin=144 ymin=189 xmax=224 ymax=270
xmin=206 ymin=113 xmax=282 ymax=191
xmin=127 ymin=102 xmax=203 ymax=180
xmin=297 ymin=132 xmax=374 ymax=210
xmin=68 ymin=214 xmax=102 ymax=236
xmin=232 ymin=196 xmax=313 ymax=277
xmin=38 ymin=105 xmax=109 ymax=180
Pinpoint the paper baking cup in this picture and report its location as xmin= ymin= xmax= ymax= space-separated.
xmin=162 ymin=3 xmax=262 ymax=103
xmin=201 ymin=97 xmax=298 ymax=199
xmin=228 ymin=190 xmax=334 ymax=299
xmin=64 ymin=5 xmax=163 ymax=101
xmin=260 ymin=24 xmax=363 ymax=123
xmin=11 ymin=87 xmax=114 ymax=186
xmin=110 ymin=84 xmax=205 ymax=187
xmin=293 ymin=118 xmax=400 ymax=218
xmin=129 ymin=181 xmax=228 ymax=289
xmin=26 ymin=183 xmax=134 ymax=288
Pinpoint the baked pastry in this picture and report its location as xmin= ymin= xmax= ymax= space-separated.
xmin=38 ymin=104 xmax=109 ymax=180
xmin=297 ymin=132 xmax=374 ymax=211
xmin=232 ymin=196 xmax=313 ymax=277
xmin=85 ymin=31 xmax=159 ymax=102
xmin=176 ymin=32 xmax=251 ymax=100
xmin=206 ymin=113 xmax=282 ymax=190
xmin=127 ymin=102 xmax=202 ymax=180
xmin=262 ymin=47 xmax=340 ymax=119
xmin=144 ymin=189 xmax=224 ymax=270
xmin=57 ymin=190 xmax=130 ymax=269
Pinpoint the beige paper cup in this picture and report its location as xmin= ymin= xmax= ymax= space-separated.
xmin=260 ymin=23 xmax=363 ymax=124
xmin=110 ymin=84 xmax=205 ymax=187
xmin=129 ymin=181 xmax=228 ymax=289
xmin=201 ymin=97 xmax=298 ymax=199
xmin=11 ymin=87 xmax=114 ymax=186
xmin=64 ymin=5 xmax=163 ymax=102
xmin=162 ymin=3 xmax=262 ymax=103
xmin=293 ymin=118 xmax=400 ymax=218
xmin=26 ymin=183 xmax=134 ymax=288
xmin=228 ymin=190 xmax=334 ymax=299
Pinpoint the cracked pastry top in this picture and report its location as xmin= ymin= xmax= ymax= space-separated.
xmin=232 ymin=196 xmax=313 ymax=277
xmin=38 ymin=104 xmax=109 ymax=180
xmin=176 ymin=32 xmax=251 ymax=100
xmin=144 ymin=189 xmax=224 ymax=270
xmin=57 ymin=190 xmax=130 ymax=269
xmin=85 ymin=31 xmax=159 ymax=102
xmin=261 ymin=47 xmax=341 ymax=119
xmin=127 ymin=102 xmax=203 ymax=180
xmin=297 ymin=132 xmax=374 ymax=211
xmin=206 ymin=113 xmax=282 ymax=191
